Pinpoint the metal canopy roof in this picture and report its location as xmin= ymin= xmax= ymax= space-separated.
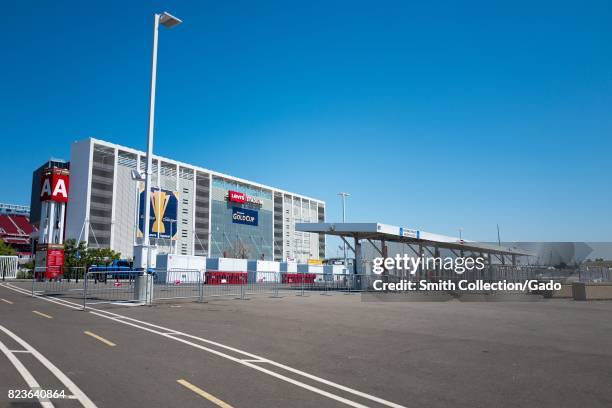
xmin=295 ymin=222 xmax=532 ymax=257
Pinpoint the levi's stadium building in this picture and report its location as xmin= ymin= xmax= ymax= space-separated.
xmin=65 ymin=138 xmax=325 ymax=263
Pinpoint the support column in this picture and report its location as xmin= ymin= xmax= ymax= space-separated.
xmin=57 ymin=204 xmax=66 ymax=244
xmin=434 ymin=246 xmax=441 ymax=279
xmin=46 ymin=202 xmax=56 ymax=244
xmin=418 ymin=244 xmax=423 ymax=280
xmin=381 ymin=239 xmax=388 ymax=275
xmin=353 ymin=235 xmax=363 ymax=291
xmin=353 ymin=235 xmax=362 ymax=275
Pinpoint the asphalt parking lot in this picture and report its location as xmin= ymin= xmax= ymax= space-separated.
xmin=1 ymin=281 xmax=612 ymax=408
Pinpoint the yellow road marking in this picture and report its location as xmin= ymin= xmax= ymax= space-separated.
xmin=177 ymin=379 xmax=234 ymax=408
xmin=83 ymin=331 xmax=116 ymax=347
xmin=0 ymin=298 xmax=13 ymax=304
xmin=32 ymin=310 xmax=52 ymax=319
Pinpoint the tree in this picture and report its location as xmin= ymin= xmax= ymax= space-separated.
xmin=231 ymin=241 xmax=250 ymax=259
xmin=0 ymin=239 xmax=16 ymax=256
xmin=62 ymin=239 xmax=121 ymax=271
xmin=87 ymin=247 xmax=121 ymax=267
xmin=63 ymin=239 xmax=88 ymax=268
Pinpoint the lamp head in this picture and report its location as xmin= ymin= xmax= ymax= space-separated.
xmin=159 ymin=12 xmax=182 ymax=28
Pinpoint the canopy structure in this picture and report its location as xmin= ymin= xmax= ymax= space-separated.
xmin=295 ymin=222 xmax=533 ymax=274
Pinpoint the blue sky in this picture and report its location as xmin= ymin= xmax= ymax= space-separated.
xmin=1 ymin=0 xmax=610 ymax=246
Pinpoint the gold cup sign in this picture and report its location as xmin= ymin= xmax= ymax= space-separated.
xmin=151 ymin=190 xmax=170 ymax=234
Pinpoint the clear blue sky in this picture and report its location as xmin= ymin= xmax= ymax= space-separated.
xmin=1 ymin=0 xmax=610 ymax=245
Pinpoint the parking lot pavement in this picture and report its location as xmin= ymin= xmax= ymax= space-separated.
xmin=0 ymin=283 xmax=404 ymax=408
xmin=2 ymin=282 xmax=612 ymax=408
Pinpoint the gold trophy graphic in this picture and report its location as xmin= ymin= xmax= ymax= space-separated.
xmin=151 ymin=190 xmax=170 ymax=235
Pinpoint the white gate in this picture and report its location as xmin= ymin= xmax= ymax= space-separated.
xmin=0 ymin=256 xmax=18 ymax=279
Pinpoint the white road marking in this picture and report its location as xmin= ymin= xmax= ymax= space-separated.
xmin=0 ymin=324 xmax=97 ymax=408
xmin=0 ymin=336 xmax=55 ymax=407
xmin=1 ymin=282 xmax=406 ymax=408
xmin=1 ymin=298 xmax=13 ymax=304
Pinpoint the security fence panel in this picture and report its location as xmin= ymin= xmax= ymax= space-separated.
xmin=203 ymin=270 xmax=244 ymax=299
xmin=0 ymin=256 xmax=18 ymax=280
xmin=153 ymin=269 xmax=202 ymax=301
xmin=579 ymin=267 xmax=612 ymax=283
xmin=83 ymin=270 xmax=140 ymax=308
xmin=243 ymin=270 xmax=280 ymax=297
xmin=32 ymin=267 xmax=87 ymax=300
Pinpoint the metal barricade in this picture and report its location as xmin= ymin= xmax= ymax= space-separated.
xmin=243 ymin=271 xmax=281 ymax=298
xmin=83 ymin=269 xmax=141 ymax=309
xmin=31 ymin=267 xmax=87 ymax=299
xmin=202 ymin=270 xmax=244 ymax=300
xmin=153 ymin=269 xmax=202 ymax=302
xmin=0 ymin=256 xmax=18 ymax=280
xmin=280 ymin=272 xmax=359 ymax=294
xmin=578 ymin=267 xmax=612 ymax=283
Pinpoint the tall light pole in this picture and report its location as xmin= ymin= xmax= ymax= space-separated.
xmin=338 ymin=192 xmax=349 ymax=268
xmin=142 ymin=11 xmax=182 ymax=271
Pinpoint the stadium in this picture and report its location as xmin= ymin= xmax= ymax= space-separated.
xmin=0 ymin=203 xmax=36 ymax=259
xmin=65 ymin=137 xmax=325 ymax=263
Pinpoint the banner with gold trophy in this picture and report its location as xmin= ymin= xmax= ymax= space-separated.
xmin=137 ymin=187 xmax=179 ymax=240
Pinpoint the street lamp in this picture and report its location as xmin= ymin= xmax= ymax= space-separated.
xmin=160 ymin=12 xmax=182 ymax=28
xmin=337 ymin=192 xmax=349 ymax=269
xmin=141 ymin=11 xmax=182 ymax=272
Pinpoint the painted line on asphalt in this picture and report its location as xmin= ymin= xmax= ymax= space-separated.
xmin=0 ymin=324 xmax=97 ymax=408
xmin=1 ymin=298 xmax=13 ymax=304
xmin=32 ymin=310 xmax=53 ymax=319
xmin=0 ymin=336 xmax=55 ymax=407
xmin=177 ymin=379 xmax=234 ymax=408
xmin=2 ymin=282 xmax=406 ymax=408
xmin=84 ymin=331 xmax=116 ymax=347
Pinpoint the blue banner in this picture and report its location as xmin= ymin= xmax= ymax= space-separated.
xmin=232 ymin=206 xmax=258 ymax=226
xmin=137 ymin=187 xmax=179 ymax=240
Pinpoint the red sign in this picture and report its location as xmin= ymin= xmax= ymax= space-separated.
xmin=45 ymin=248 xmax=64 ymax=279
xmin=228 ymin=190 xmax=246 ymax=204
xmin=46 ymin=249 xmax=64 ymax=268
xmin=40 ymin=169 xmax=70 ymax=203
xmin=227 ymin=190 xmax=263 ymax=206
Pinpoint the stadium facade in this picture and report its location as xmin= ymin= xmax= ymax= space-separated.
xmin=65 ymin=138 xmax=325 ymax=263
